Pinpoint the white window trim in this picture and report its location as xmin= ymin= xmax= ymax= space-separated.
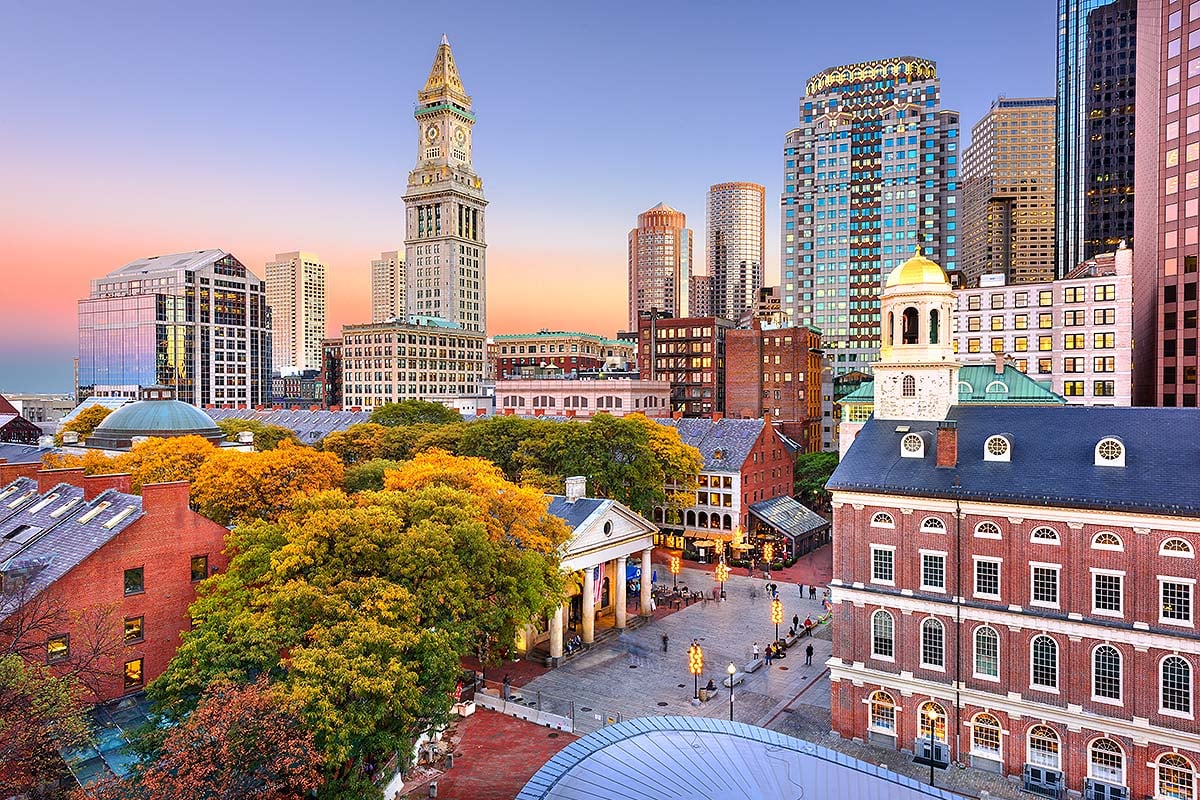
xmin=1029 ymin=635 xmax=1061 ymax=694
xmin=1091 ymin=531 xmax=1124 ymax=551
xmin=1029 ymin=562 xmax=1062 ymax=610
xmin=1090 ymin=644 xmax=1124 ymax=706
xmin=919 ymin=549 xmax=948 ymax=594
xmin=1160 ymin=538 xmax=1196 ymax=558
xmin=983 ymin=435 xmax=1011 ymax=462
xmin=1029 ymin=526 xmax=1061 ymax=545
xmin=968 ymin=716 xmax=1005 ymax=760
xmin=919 ymin=618 xmax=947 ymax=672
xmin=1094 ymin=437 xmax=1125 ymax=467
xmin=973 ymin=556 xmax=1002 ymax=601
xmin=1159 ymin=655 xmax=1194 ymax=720
xmin=919 ymin=516 xmax=946 ymax=534
xmin=870 ymin=512 xmax=896 ymax=529
xmin=870 ymin=545 xmax=896 ymax=587
xmin=1026 ymin=727 xmax=1062 ymax=771
xmin=1159 ymin=576 xmax=1196 ymax=627
xmin=870 ymin=610 xmax=896 ymax=663
xmin=1090 ymin=568 xmax=1125 ymax=618
xmin=1087 ymin=739 xmax=1126 ymax=786
xmin=866 ymin=691 xmax=900 ymax=734
xmin=974 ymin=521 xmax=1003 ymax=540
xmin=972 ymin=625 xmax=1001 ymax=682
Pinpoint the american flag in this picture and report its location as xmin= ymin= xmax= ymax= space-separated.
xmin=593 ymin=564 xmax=604 ymax=606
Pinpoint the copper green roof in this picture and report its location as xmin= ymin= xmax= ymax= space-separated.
xmin=956 ymin=364 xmax=1064 ymax=404
xmin=493 ymin=331 xmax=627 ymax=347
xmin=839 ymin=382 xmax=875 ymax=404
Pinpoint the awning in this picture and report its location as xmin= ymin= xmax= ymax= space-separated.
xmin=683 ymin=529 xmax=733 ymax=542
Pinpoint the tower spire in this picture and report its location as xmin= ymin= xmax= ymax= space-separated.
xmin=419 ymin=35 xmax=471 ymax=109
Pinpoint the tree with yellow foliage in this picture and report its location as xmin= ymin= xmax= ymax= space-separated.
xmin=42 ymin=435 xmax=217 ymax=491
xmin=191 ymin=441 xmax=345 ymax=526
xmin=54 ymin=404 xmax=112 ymax=445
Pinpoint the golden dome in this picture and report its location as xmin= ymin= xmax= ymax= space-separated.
xmin=885 ymin=247 xmax=948 ymax=288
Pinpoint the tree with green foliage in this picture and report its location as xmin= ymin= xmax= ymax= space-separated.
xmin=321 ymin=423 xmax=428 ymax=466
xmin=411 ymin=421 xmax=468 ymax=456
xmin=457 ymin=416 xmax=553 ymax=482
xmin=343 ymin=459 xmax=406 ymax=493
xmin=794 ymin=451 xmax=839 ymax=510
xmin=0 ymin=655 xmax=93 ymax=794
xmin=368 ymin=400 xmax=462 ymax=427
xmin=217 ymin=418 xmax=301 ymax=451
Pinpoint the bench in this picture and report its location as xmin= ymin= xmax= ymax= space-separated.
xmin=743 ymin=657 xmax=764 ymax=674
xmin=783 ymin=633 xmax=799 ymax=649
xmin=722 ymin=671 xmax=746 ymax=688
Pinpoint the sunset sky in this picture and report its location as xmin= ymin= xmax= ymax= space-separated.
xmin=0 ymin=0 xmax=1054 ymax=392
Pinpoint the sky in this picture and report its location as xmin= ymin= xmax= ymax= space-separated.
xmin=0 ymin=0 xmax=1056 ymax=393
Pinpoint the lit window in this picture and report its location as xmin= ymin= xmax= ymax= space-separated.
xmin=1027 ymin=725 xmax=1060 ymax=770
xmin=124 ymin=658 xmax=144 ymax=690
xmin=46 ymin=634 xmax=69 ymax=664
xmin=190 ymin=555 xmax=209 ymax=582
xmin=124 ymin=616 xmax=144 ymax=644
xmin=869 ymin=690 xmax=896 ymax=733
xmin=1162 ymin=538 xmax=1195 ymax=558
xmin=1092 ymin=531 xmax=1123 ymax=551
xmin=1089 ymin=738 xmax=1124 ymax=785
xmin=1157 ymin=754 xmax=1196 ymax=800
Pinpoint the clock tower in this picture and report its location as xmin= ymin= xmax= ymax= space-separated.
xmin=403 ymin=34 xmax=487 ymax=332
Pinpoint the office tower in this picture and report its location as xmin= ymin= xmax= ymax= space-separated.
xmin=706 ymin=182 xmax=766 ymax=321
xmin=371 ymin=250 xmax=405 ymax=323
xmin=77 ymin=249 xmax=271 ymax=407
xmin=960 ymin=98 xmax=1057 ymax=286
xmin=403 ymin=35 xmax=487 ymax=332
xmin=780 ymin=57 xmax=960 ymax=376
xmin=1135 ymin=0 xmax=1197 ymax=406
xmin=628 ymin=203 xmax=693 ymax=331
xmin=1057 ymin=0 xmax=1137 ymax=273
xmin=264 ymin=251 xmax=325 ymax=371
xmin=688 ymin=275 xmax=714 ymax=319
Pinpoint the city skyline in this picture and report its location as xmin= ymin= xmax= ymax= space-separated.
xmin=0 ymin=0 xmax=1055 ymax=391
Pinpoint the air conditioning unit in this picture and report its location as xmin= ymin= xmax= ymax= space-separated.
xmin=1023 ymin=764 xmax=1065 ymax=799
xmin=1084 ymin=779 xmax=1128 ymax=800
xmin=912 ymin=738 xmax=949 ymax=767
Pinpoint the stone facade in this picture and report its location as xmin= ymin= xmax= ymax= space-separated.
xmin=495 ymin=377 xmax=670 ymax=419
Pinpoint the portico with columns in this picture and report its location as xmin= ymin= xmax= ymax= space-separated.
xmin=519 ymin=476 xmax=658 ymax=665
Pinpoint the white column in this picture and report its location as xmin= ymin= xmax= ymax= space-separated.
xmin=550 ymin=604 xmax=564 ymax=659
xmin=615 ymin=556 xmax=628 ymax=629
xmin=582 ymin=567 xmax=595 ymax=644
xmin=640 ymin=547 xmax=653 ymax=616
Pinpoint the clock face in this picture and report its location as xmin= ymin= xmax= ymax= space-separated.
xmin=453 ymin=127 xmax=466 ymax=145
xmin=425 ymin=123 xmax=439 ymax=142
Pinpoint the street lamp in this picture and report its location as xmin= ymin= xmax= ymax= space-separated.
xmin=771 ymin=597 xmax=783 ymax=644
xmin=688 ymin=641 xmax=704 ymax=700
xmin=714 ymin=558 xmax=729 ymax=600
xmin=762 ymin=541 xmax=774 ymax=567
xmin=726 ymin=662 xmax=736 ymax=721
xmin=669 ymin=555 xmax=681 ymax=589
xmin=924 ymin=705 xmax=937 ymax=786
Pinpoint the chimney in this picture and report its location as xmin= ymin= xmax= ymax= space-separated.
xmin=141 ymin=481 xmax=192 ymax=518
xmin=565 ymin=476 xmax=587 ymax=503
xmin=37 ymin=467 xmax=85 ymax=493
xmin=936 ymin=420 xmax=958 ymax=468
xmin=711 ymin=412 xmax=723 ymax=422
xmin=83 ymin=473 xmax=133 ymax=500
xmin=62 ymin=431 xmax=80 ymax=445
xmin=994 ymin=353 xmax=1006 ymax=374
xmin=3 ymin=462 xmax=45 ymax=485
xmin=237 ymin=430 xmax=255 ymax=445
xmin=672 ymin=411 xmax=683 ymax=420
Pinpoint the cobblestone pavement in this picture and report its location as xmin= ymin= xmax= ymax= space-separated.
xmin=516 ymin=567 xmax=835 ymax=730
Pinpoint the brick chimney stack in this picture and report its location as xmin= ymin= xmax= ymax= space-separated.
xmin=994 ymin=353 xmax=1006 ymax=374
xmin=83 ymin=473 xmax=133 ymax=500
xmin=936 ymin=420 xmax=958 ymax=468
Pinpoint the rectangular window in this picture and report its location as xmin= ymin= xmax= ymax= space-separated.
xmin=190 ymin=555 xmax=208 ymax=583
xmin=990 ymin=294 xmax=1005 ymax=309
xmin=1162 ymin=580 xmax=1194 ymax=624
xmin=124 ymin=658 xmax=144 ymax=690
xmin=1094 ymin=332 xmax=1116 ymax=349
xmin=1063 ymin=381 xmax=1085 ymax=397
xmin=990 ymin=337 xmax=1004 ymax=353
xmin=1039 ymin=313 xmax=1054 ymax=329
xmin=1093 ymin=571 xmax=1123 ymax=616
xmin=921 ymin=552 xmax=946 ymax=592
xmin=1064 ymin=357 xmax=1085 ymax=373
xmin=1064 ymin=286 xmax=1086 ymax=303
xmin=968 ymin=316 xmax=981 ymax=331
xmin=1038 ymin=336 xmax=1053 ymax=352
xmin=1038 ymin=358 xmax=1052 ymax=374
xmin=46 ymin=634 xmax=69 ymax=664
xmin=871 ymin=546 xmax=895 ymax=585
xmin=974 ymin=558 xmax=1001 ymax=599
xmin=1064 ymin=333 xmax=1085 ymax=350
xmin=1038 ymin=290 xmax=1052 ymax=307
xmin=1094 ymin=284 xmax=1116 ymax=301
xmin=1014 ymin=336 xmax=1028 ymax=352
xmin=124 ymin=616 xmax=145 ymax=644
xmin=1064 ymin=309 xmax=1086 ymax=326
xmin=124 ymin=567 xmax=144 ymax=596
xmin=968 ymin=295 xmax=981 ymax=311
xmin=1094 ymin=356 xmax=1116 ymax=373
xmin=1014 ymin=292 xmax=1029 ymax=308
xmin=968 ymin=338 xmax=981 ymax=353
xmin=1013 ymin=314 xmax=1028 ymax=330
xmin=1094 ymin=380 xmax=1116 ymax=397
xmin=1094 ymin=308 xmax=1116 ymax=325
xmin=1031 ymin=565 xmax=1060 ymax=608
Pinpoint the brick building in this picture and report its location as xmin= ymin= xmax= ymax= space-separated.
xmin=319 ymin=337 xmax=343 ymax=409
xmin=637 ymin=316 xmax=734 ymax=417
xmin=725 ymin=321 xmax=824 ymax=451
xmin=490 ymin=331 xmax=634 ymax=379
xmin=495 ymin=375 xmax=670 ymax=419
xmin=827 ymin=249 xmax=1200 ymax=799
xmin=0 ymin=393 xmax=43 ymax=445
xmin=0 ymin=466 xmax=228 ymax=703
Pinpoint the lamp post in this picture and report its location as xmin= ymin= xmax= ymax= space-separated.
xmin=714 ymin=558 xmax=729 ymax=600
xmin=726 ymin=662 xmax=736 ymax=721
xmin=669 ymin=555 xmax=680 ymax=589
xmin=688 ymin=640 xmax=703 ymax=700
xmin=762 ymin=541 xmax=774 ymax=569
xmin=771 ymin=597 xmax=783 ymax=644
xmin=925 ymin=706 xmax=937 ymax=786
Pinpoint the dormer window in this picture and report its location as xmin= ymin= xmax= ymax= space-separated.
xmin=901 ymin=432 xmax=924 ymax=458
xmin=983 ymin=435 xmax=1011 ymax=462
xmin=1095 ymin=437 xmax=1125 ymax=467
xmin=958 ymin=381 xmax=974 ymax=395
xmin=984 ymin=380 xmax=1009 ymax=395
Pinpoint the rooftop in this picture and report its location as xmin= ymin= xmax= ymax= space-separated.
xmin=749 ymin=495 xmax=830 ymax=537
xmin=659 ymin=418 xmax=765 ymax=473
xmin=105 ymin=249 xmax=228 ymax=278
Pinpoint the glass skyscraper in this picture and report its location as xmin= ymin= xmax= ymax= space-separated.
xmin=1056 ymin=0 xmax=1137 ymax=274
xmin=780 ymin=57 xmax=960 ymax=376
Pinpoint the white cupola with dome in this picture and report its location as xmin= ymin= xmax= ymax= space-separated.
xmin=872 ymin=247 xmax=960 ymax=421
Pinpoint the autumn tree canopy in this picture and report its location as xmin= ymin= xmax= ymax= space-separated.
xmin=43 ymin=435 xmax=218 ymax=491
xmin=56 ymin=404 xmax=113 ymax=444
xmin=190 ymin=442 xmax=345 ymax=526
xmin=368 ymin=399 xmax=462 ymax=427
xmin=0 ymin=655 xmax=92 ymax=795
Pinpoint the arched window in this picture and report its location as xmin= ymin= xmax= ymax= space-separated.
xmin=929 ymin=308 xmax=940 ymax=344
xmin=1027 ymin=724 xmax=1061 ymax=769
xmin=974 ymin=626 xmax=1000 ymax=679
xmin=1092 ymin=531 xmax=1123 ymax=551
xmin=984 ymin=380 xmax=1009 ymax=395
xmin=1162 ymin=538 xmax=1195 ymax=558
xmin=698 ymin=512 xmax=709 ymax=528
xmin=901 ymin=433 xmax=924 ymax=458
xmin=1157 ymin=753 xmax=1196 ymax=800
xmin=723 ymin=514 xmax=732 ymax=530
xmin=1162 ymin=655 xmax=1193 ymax=715
xmin=1089 ymin=738 xmax=1125 ymax=785
xmin=869 ymin=690 xmax=896 ymax=733
xmin=974 ymin=521 xmax=1002 ymax=539
xmin=653 ymin=507 xmax=664 ymax=524
xmin=1030 ymin=526 xmax=1059 ymax=544
xmin=685 ymin=510 xmax=695 ymax=527
xmin=918 ymin=701 xmax=947 ymax=742
xmin=1093 ymin=645 xmax=1122 ymax=701
xmin=1031 ymin=635 xmax=1058 ymax=690
xmin=870 ymin=512 xmax=895 ymax=528
xmin=920 ymin=516 xmax=945 ymax=533
xmin=1095 ymin=437 xmax=1125 ymax=467
xmin=983 ymin=435 xmax=1011 ymax=462
xmin=971 ymin=713 xmax=1002 ymax=757
xmin=958 ymin=380 xmax=975 ymax=395
xmin=888 ymin=311 xmax=895 ymax=346
xmin=902 ymin=375 xmax=917 ymax=397
xmin=902 ymin=307 xmax=920 ymax=344
xmin=871 ymin=610 xmax=894 ymax=659
xmin=921 ymin=618 xmax=944 ymax=668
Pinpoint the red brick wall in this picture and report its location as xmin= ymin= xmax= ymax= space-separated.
xmin=724 ymin=324 xmax=824 ymax=452
xmin=738 ymin=423 xmax=795 ymax=530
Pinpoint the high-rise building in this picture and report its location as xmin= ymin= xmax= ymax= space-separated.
xmin=403 ymin=36 xmax=486 ymax=333
xmin=371 ymin=250 xmax=405 ymax=323
xmin=960 ymin=98 xmax=1057 ymax=286
xmin=77 ymin=249 xmax=271 ymax=407
xmin=706 ymin=182 xmax=766 ymax=321
xmin=264 ymin=251 xmax=325 ymax=371
xmin=781 ymin=57 xmax=960 ymax=376
xmin=628 ymin=203 xmax=692 ymax=330
xmin=1057 ymin=0 xmax=1137 ymax=273
xmin=1135 ymin=0 xmax=1196 ymax=407
xmin=688 ymin=274 xmax=714 ymax=319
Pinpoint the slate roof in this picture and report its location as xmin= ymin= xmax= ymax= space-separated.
xmin=0 ymin=442 xmax=59 ymax=462
xmin=657 ymin=418 xmax=765 ymax=473
xmin=545 ymin=496 xmax=608 ymax=531
xmin=829 ymin=405 xmax=1200 ymax=516
xmin=517 ymin=716 xmax=962 ymax=800
xmin=204 ymin=408 xmax=373 ymax=443
xmin=0 ymin=481 xmax=144 ymax=620
xmin=750 ymin=495 xmax=830 ymax=537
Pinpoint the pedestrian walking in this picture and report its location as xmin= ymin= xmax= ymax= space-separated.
xmin=765 ymin=645 xmax=773 ymax=666
xmin=805 ymin=643 xmax=814 ymax=665
xmin=662 ymin=633 xmax=669 ymax=653
xmin=792 ymin=614 xmax=800 ymax=632
xmin=808 ymin=584 xmax=816 ymax=599
xmin=752 ymin=641 xmax=760 ymax=660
